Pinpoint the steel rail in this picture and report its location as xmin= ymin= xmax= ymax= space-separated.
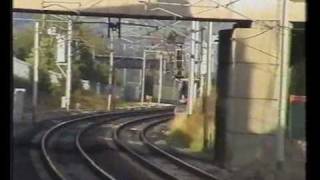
xmin=75 ymin=112 xmax=174 ymax=180
xmin=41 ymin=106 xmax=174 ymax=180
xmin=141 ymin=118 xmax=220 ymax=180
xmin=112 ymin=113 xmax=178 ymax=180
xmin=75 ymin=115 xmax=123 ymax=180
xmin=75 ymin=117 xmax=119 ymax=180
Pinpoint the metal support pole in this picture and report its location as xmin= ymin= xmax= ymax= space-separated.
xmin=41 ymin=14 xmax=46 ymax=31
xmin=158 ymin=53 xmax=163 ymax=104
xmin=139 ymin=69 xmax=142 ymax=100
xmin=66 ymin=19 xmax=72 ymax=111
xmin=206 ymin=22 xmax=213 ymax=96
xmin=187 ymin=21 xmax=196 ymax=115
xmin=203 ymin=22 xmax=213 ymax=150
xmin=32 ymin=21 xmax=39 ymax=123
xmin=199 ymin=25 xmax=204 ymax=98
xmin=123 ymin=68 xmax=127 ymax=86
xmin=195 ymin=21 xmax=200 ymax=98
xmin=277 ymin=0 xmax=290 ymax=169
xmin=141 ymin=51 xmax=146 ymax=103
xmin=107 ymin=30 xmax=114 ymax=111
xmin=163 ymin=58 xmax=167 ymax=73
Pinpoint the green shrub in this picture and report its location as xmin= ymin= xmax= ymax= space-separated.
xmin=72 ymin=89 xmax=107 ymax=110
xmin=167 ymin=129 xmax=192 ymax=148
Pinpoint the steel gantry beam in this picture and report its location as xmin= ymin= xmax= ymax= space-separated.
xmin=13 ymin=0 xmax=305 ymax=22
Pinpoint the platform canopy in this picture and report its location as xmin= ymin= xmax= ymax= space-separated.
xmin=13 ymin=0 xmax=305 ymax=22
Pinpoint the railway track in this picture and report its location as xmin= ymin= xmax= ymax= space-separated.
xmin=112 ymin=112 xmax=221 ymax=180
xmin=40 ymin=106 xmax=224 ymax=180
xmin=142 ymin=119 xmax=227 ymax=180
xmin=41 ymin=113 xmax=114 ymax=180
xmin=77 ymin=113 xmax=173 ymax=180
xmin=40 ymin=107 xmax=174 ymax=180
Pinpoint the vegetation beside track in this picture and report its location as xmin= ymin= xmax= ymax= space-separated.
xmin=168 ymin=87 xmax=217 ymax=152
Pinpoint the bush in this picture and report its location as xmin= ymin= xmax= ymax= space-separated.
xmin=72 ymin=89 xmax=107 ymax=110
xmin=167 ymin=87 xmax=217 ymax=152
xmin=167 ymin=129 xmax=192 ymax=148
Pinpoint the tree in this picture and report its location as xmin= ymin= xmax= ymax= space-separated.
xmin=74 ymin=24 xmax=108 ymax=55
xmin=26 ymin=33 xmax=61 ymax=93
xmin=13 ymin=27 xmax=34 ymax=60
xmin=167 ymin=31 xmax=178 ymax=44
xmin=18 ymin=17 xmax=111 ymax=95
xmin=73 ymin=41 xmax=96 ymax=80
xmin=95 ymin=63 xmax=109 ymax=84
xmin=72 ymin=24 xmax=110 ymax=84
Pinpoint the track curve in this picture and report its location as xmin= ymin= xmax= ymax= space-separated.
xmin=41 ymin=106 xmax=175 ymax=180
xmin=141 ymin=118 xmax=221 ymax=180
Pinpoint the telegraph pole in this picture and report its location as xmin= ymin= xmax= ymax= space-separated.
xmin=158 ymin=53 xmax=163 ymax=104
xmin=66 ymin=19 xmax=72 ymax=111
xmin=32 ymin=21 xmax=39 ymax=123
xmin=107 ymin=28 xmax=114 ymax=111
xmin=277 ymin=0 xmax=290 ymax=169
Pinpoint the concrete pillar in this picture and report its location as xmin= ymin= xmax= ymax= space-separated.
xmin=14 ymin=88 xmax=26 ymax=123
xmin=215 ymin=27 xmax=280 ymax=168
